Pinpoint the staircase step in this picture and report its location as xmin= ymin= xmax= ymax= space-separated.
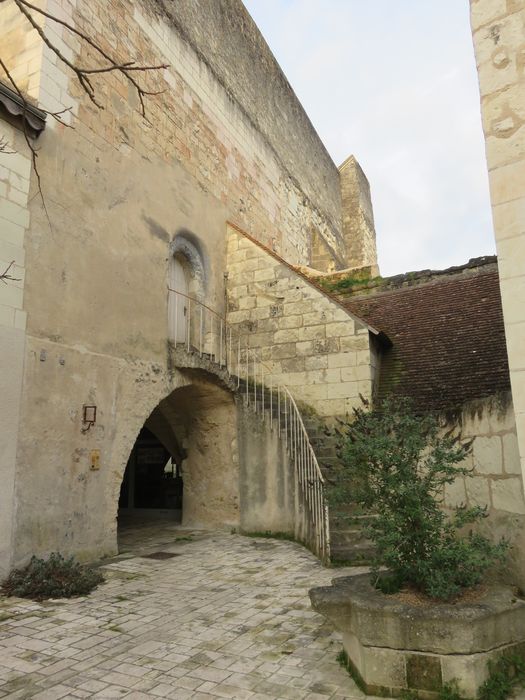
xmin=330 ymin=541 xmax=376 ymax=566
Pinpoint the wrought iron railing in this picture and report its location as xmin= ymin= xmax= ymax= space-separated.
xmin=168 ymin=287 xmax=330 ymax=562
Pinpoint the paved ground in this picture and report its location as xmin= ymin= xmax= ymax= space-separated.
xmin=0 ymin=521 xmax=370 ymax=700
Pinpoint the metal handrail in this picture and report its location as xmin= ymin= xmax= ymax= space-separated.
xmin=168 ymin=288 xmax=331 ymax=562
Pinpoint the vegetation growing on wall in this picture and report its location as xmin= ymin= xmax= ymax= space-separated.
xmin=330 ymin=399 xmax=508 ymax=600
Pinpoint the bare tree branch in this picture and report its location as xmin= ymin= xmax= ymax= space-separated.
xmin=14 ymin=0 xmax=168 ymax=119
xmin=0 ymin=136 xmax=15 ymax=153
xmin=0 ymin=261 xmax=20 ymax=284
xmin=0 ymin=0 xmax=168 ymax=235
xmin=0 ymin=56 xmax=53 ymax=223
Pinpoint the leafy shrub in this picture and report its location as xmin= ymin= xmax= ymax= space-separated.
xmin=1 ymin=552 xmax=104 ymax=601
xmin=478 ymin=654 xmax=525 ymax=700
xmin=331 ymin=399 xmax=508 ymax=600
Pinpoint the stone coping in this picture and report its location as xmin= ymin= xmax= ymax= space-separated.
xmin=309 ymin=573 xmax=525 ymax=655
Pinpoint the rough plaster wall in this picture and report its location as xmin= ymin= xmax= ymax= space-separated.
xmin=442 ymin=395 xmax=525 ymax=584
xmin=471 ymin=0 xmax=525 ymax=495
xmin=142 ymin=0 xmax=344 ymax=265
xmin=178 ymin=386 xmax=240 ymax=530
xmin=237 ymin=407 xmax=295 ymax=535
xmin=0 ymin=0 xmax=350 ymax=568
xmin=339 ymin=156 xmax=379 ymax=274
xmin=12 ymin=340 xmax=191 ymax=566
xmin=226 ymin=226 xmax=374 ymax=418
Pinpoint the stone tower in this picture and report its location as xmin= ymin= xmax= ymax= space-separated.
xmin=340 ymin=155 xmax=379 ymax=275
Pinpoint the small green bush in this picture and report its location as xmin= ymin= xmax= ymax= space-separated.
xmin=331 ymin=399 xmax=508 ymax=601
xmin=1 ymin=552 xmax=104 ymax=601
xmin=478 ymin=654 xmax=525 ymax=700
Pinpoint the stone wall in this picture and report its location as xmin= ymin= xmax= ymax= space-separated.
xmin=226 ymin=224 xmax=378 ymax=419
xmin=442 ymin=394 xmax=525 ymax=580
xmin=0 ymin=121 xmax=31 ymax=577
xmin=443 ymin=395 xmax=524 ymax=517
xmin=339 ymin=156 xmax=379 ymax=274
xmin=471 ymin=0 xmax=525 ymax=496
xmin=141 ymin=0 xmax=345 ymax=266
xmin=0 ymin=0 xmax=357 ymax=570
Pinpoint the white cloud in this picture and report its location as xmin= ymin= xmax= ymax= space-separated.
xmin=242 ymin=0 xmax=495 ymax=276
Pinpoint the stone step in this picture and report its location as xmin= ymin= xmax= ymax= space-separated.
xmin=329 ymin=541 xmax=376 ymax=566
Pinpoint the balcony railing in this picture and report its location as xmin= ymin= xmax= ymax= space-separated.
xmin=168 ymin=287 xmax=330 ymax=563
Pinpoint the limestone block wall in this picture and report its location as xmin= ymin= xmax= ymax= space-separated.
xmin=0 ymin=121 xmax=31 ymax=577
xmin=339 ymin=156 xmax=379 ymax=274
xmin=226 ymin=224 xmax=377 ymax=419
xmin=442 ymin=396 xmax=525 ymax=571
xmin=471 ymin=0 xmax=525 ymax=492
xmin=0 ymin=0 xmax=43 ymax=98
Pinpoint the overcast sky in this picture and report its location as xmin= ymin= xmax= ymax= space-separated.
xmin=242 ymin=0 xmax=495 ymax=277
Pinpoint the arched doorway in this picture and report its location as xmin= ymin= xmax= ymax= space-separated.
xmin=117 ymin=374 xmax=240 ymax=544
xmin=118 ymin=426 xmax=184 ymax=517
xmin=169 ymin=255 xmax=189 ymax=344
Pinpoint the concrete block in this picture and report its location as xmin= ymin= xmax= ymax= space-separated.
xmin=14 ymin=309 xmax=26 ymax=331
xmin=328 ymin=382 xmax=359 ymax=400
xmin=0 ymin=303 xmax=15 ymax=328
xmin=271 ymin=343 xmax=296 ymax=360
xmin=328 ymin=352 xmax=357 ymax=369
xmin=362 ymin=645 xmax=407 ymax=688
xmin=492 ymin=197 xmax=525 ymax=241
xmin=283 ymin=300 xmax=314 ymax=316
xmin=473 ymin=436 xmax=503 ymax=474
xmin=340 ymin=335 xmax=369 ymax=353
xmin=325 ymin=321 xmax=355 ymax=338
xmin=295 ymin=325 xmax=325 ymax=342
xmin=1 ymin=200 xmax=30 ymax=229
xmin=503 ymin=432 xmax=522 ymax=474
xmin=492 ymin=478 xmax=525 ymax=514
xmin=254 ymin=267 xmax=277 ymax=282
xmin=444 ymin=477 xmax=467 ymax=508
xmin=277 ymin=314 xmax=303 ymax=329
xmin=238 ymin=296 xmax=257 ymax=310
xmin=465 ymin=476 xmax=491 ymax=508
xmin=470 ymin=0 xmax=508 ymax=32
xmin=305 ymin=355 xmax=328 ymax=371
xmin=315 ymin=398 xmax=346 ymax=417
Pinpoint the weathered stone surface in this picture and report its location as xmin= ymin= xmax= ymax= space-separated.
xmin=225 ymin=226 xmax=378 ymax=417
xmin=309 ymin=573 xmax=525 ymax=655
xmin=311 ymin=572 xmax=525 ymax=697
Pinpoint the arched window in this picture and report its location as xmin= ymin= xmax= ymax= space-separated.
xmin=168 ymin=233 xmax=206 ymax=344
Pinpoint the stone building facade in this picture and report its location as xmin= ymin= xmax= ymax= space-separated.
xmin=0 ymin=0 xmax=379 ymax=576
xmin=471 ymin=0 xmax=525 ymax=508
xmin=1 ymin=0 xmax=525 ymax=584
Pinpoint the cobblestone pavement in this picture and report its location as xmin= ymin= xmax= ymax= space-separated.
xmin=0 ymin=521 xmax=373 ymax=700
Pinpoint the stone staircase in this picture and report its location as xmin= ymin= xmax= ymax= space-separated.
xmin=302 ymin=414 xmax=376 ymax=565
xmin=171 ymin=344 xmax=373 ymax=565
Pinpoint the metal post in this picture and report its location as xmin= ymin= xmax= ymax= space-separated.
xmin=253 ymin=352 xmax=256 ymax=407
xmin=220 ymin=319 xmax=223 ymax=366
xmin=187 ymin=298 xmax=191 ymax=352
xmin=174 ymin=293 xmax=178 ymax=345
xmin=270 ymin=378 xmax=273 ymax=428
xmin=277 ymin=387 xmax=281 ymax=435
xmin=199 ymin=305 xmax=203 ymax=356
xmin=261 ymin=367 xmax=265 ymax=414
xmin=245 ymin=344 xmax=249 ymax=403
xmin=284 ymin=391 xmax=288 ymax=447
xmin=228 ymin=328 xmax=232 ymax=373
xmin=237 ymin=337 xmax=241 ymax=388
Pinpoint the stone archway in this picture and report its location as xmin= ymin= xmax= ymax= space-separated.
xmin=116 ymin=372 xmax=240 ymax=544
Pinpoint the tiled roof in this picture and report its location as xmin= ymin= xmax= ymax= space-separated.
xmin=335 ymin=259 xmax=511 ymax=411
